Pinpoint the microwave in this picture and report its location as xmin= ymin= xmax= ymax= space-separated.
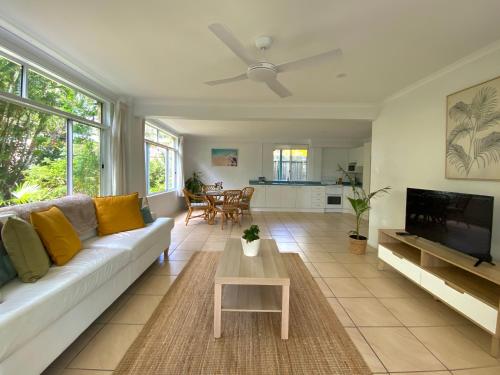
xmin=347 ymin=162 xmax=357 ymax=172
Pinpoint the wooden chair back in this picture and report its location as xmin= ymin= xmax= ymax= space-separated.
xmin=222 ymin=190 xmax=241 ymax=210
xmin=183 ymin=188 xmax=206 ymax=206
xmin=202 ymin=184 xmax=217 ymax=193
xmin=241 ymin=187 xmax=255 ymax=203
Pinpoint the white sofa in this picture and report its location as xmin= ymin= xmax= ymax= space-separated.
xmin=0 ymin=197 xmax=174 ymax=375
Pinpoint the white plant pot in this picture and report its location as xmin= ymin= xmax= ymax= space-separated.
xmin=241 ymin=238 xmax=261 ymax=257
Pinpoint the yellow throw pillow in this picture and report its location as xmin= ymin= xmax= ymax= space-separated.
xmin=93 ymin=192 xmax=145 ymax=236
xmin=30 ymin=206 xmax=82 ymax=266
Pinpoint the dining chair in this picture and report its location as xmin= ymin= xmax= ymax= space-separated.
xmin=183 ymin=188 xmax=210 ymax=226
xmin=214 ymin=190 xmax=242 ymax=230
xmin=203 ymin=184 xmax=223 ymax=206
xmin=239 ymin=186 xmax=255 ymax=220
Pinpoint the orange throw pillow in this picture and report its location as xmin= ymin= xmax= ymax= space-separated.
xmin=30 ymin=206 xmax=82 ymax=266
xmin=93 ymin=192 xmax=145 ymax=236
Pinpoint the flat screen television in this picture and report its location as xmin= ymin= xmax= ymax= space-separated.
xmin=405 ymin=188 xmax=494 ymax=263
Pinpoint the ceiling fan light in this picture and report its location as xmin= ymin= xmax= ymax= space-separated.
xmin=247 ymin=63 xmax=277 ymax=82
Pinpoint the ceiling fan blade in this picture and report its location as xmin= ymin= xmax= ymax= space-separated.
xmin=208 ymin=23 xmax=257 ymax=66
xmin=276 ymin=48 xmax=342 ymax=73
xmin=205 ymin=73 xmax=248 ymax=86
xmin=266 ymin=79 xmax=292 ymax=98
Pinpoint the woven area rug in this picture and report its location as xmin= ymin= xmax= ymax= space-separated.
xmin=114 ymin=252 xmax=370 ymax=375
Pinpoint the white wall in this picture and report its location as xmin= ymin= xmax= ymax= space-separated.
xmin=184 ymin=139 xmax=264 ymax=188
xmin=321 ymin=148 xmax=348 ymax=180
xmin=369 ymin=46 xmax=500 ymax=259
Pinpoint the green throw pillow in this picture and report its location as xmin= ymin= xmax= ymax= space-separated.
xmin=1 ymin=217 xmax=50 ymax=283
xmin=140 ymin=207 xmax=155 ymax=224
xmin=0 ymin=240 xmax=16 ymax=287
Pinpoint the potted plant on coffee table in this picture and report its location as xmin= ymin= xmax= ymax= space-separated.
xmin=241 ymin=225 xmax=261 ymax=257
xmin=338 ymin=165 xmax=390 ymax=255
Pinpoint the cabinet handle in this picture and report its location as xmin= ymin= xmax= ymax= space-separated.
xmin=444 ymin=281 xmax=465 ymax=294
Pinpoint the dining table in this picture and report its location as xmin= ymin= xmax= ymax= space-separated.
xmin=199 ymin=190 xmax=225 ymax=224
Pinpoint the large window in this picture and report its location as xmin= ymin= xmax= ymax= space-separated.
xmin=0 ymin=51 xmax=106 ymax=206
xmin=273 ymin=147 xmax=308 ymax=181
xmin=144 ymin=123 xmax=177 ymax=194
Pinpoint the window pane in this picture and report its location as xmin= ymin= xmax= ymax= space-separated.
xmin=167 ymin=149 xmax=175 ymax=191
xmin=0 ymin=55 xmax=22 ymax=96
xmin=291 ymin=149 xmax=308 ymax=181
xmin=27 ymin=70 xmax=102 ymax=123
xmin=273 ymin=149 xmax=280 ymax=180
xmin=0 ymin=100 xmax=67 ymax=206
xmin=159 ymin=130 xmax=176 ymax=148
xmin=73 ymin=123 xmax=100 ymax=197
xmin=148 ymin=144 xmax=166 ymax=193
xmin=145 ymin=124 xmax=157 ymax=142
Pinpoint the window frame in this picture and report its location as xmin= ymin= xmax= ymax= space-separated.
xmin=273 ymin=146 xmax=309 ymax=181
xmin=0 ymin=47 xmax=110 ymax=199
xmin=144 ymin=123 xmax=178 ymax=195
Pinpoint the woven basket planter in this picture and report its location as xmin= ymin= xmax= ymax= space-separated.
xmin=349 ymin=235 xmax=367 ymax=255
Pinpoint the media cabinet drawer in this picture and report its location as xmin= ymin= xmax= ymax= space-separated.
xmin=378 ymin=245 xmax=421 ymax=283
xmin=420 ymin=270 xmax=498 ymax=334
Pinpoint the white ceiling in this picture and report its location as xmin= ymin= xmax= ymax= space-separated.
xmin=1 ymin=0 xmax=500 ymax=103
xmin=159 ymin=118 xmax=371 ymax=145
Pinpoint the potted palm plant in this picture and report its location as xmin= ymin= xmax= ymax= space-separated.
xmin=338 ymin=165 xmax=390 ymax=254
xmin=241 ymin=225 xmax=261 ymax=257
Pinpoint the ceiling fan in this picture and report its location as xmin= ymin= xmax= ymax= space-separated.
xmin=205 ymin=23 xmax=342 ymax=98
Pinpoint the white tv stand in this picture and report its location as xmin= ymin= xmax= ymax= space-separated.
xmin=378 ymin=229 xmax=500 ymax=357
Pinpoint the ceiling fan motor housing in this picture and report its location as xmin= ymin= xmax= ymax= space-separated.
xmin=247 ymin=62 xmax=277 ymax=82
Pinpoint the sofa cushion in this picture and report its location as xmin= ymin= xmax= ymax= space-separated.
xmin=0 ymin=245 xmax=130 ymax=362
xmin=31 ymin=207 xmax=82 ymax=266
xmin=93 ymin=193 xmax=145 ymax=236
xmin=0 ymin=194 xmax=97 ymax=236
xmin=1 ymin=217 xmax=51 ymax=283
xmin=83 ymin=217 xmax=174 ymax=260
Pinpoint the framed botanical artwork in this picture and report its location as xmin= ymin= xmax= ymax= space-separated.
xmin=446 ymin=75 xmax=500 ymax=180
xmin=211 ymin=148 xmax=238 ymax=167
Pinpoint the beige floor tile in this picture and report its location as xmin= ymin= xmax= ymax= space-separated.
xmin=304 ymin=252 xmax=336 ymax=262
xmin=131 ymin=275 xmax=176 ymax=295
xmin=345 ymin=327 xmax=387 ymax=373
xmin=201 ymin=241 xmax=226 ymax=251
xmin=303 ymin=262 xmax=319 ymax=277
xmin=110 ymin=295 xmax=162 ymax=324
xmin=360 ymin=327 xmax=446 ymax=372
xmin=68 ymin=324 xmax=143 ymax=370
xmin=339 ymin=298 xmax=402 ymax=327
xmin=324 ymin=277 xmax=373 ymax=297
xmin=331 ymin=253 xmax=372 ymax=264
xmin=343 ymin=263 xmax=385 ymax=278
xmin=313 ymin=277 xmax=334 ymax=297
xmin=168 ymin=250 xmax=195 ymax=261
xmin=409 ymin=326 xmax=499 ymax=369
xmin=358 ymin=278 xmax=415 ymax=298
xmin=95 ymin=294 xmax=131 ymax=323
xmin=150 ymin=260 xmax=188 ymax=276
xmin=176 ymin=241 xmax=205 ymax=251
xmin=454 ymin=324 xmax=495 ymax=353
xmin=312 ymin=262 xmax=352 ymax=277
xmin=380 ymin=298 xmax=470 ymax=327
xmin=48 ymin=324 xmax=104 ymax=369
xmin=390 ymin=372 xmax=451 ymax=375
xmin=297 ymin=242 xmax=326 ymax=252
xmin=327 ymin=298 xmax=355 ymax=327
xmin=452 ymin=367 xmax=500 ymax=375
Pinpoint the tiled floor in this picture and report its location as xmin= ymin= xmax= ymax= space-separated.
xmin=43 ymin=211 xmax=500 ymax=375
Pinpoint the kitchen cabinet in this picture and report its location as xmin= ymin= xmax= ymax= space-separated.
xmin=311 ymin=186 xmax=326 ymax=208
xmin=295 ymin=186 xmax=312 ymax=208
xmin=252 ymin=186 xmax=266 ymax=207
xmin=348 ymin=146 xmax=364 ymax=166
xmin=265 ymin=186 xmax=282 ymax=207
xmin=342 ymin=187 xmax=354 ymax=214
xmin=280 ymin=186 xmax=297 ymax=208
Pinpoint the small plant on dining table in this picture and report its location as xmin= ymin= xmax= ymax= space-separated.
xmin=242 ymin=225 xmax=260 ymax=243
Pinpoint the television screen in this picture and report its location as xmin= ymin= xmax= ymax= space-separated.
xmin=405 ymin=188 xmax=494 ymax=262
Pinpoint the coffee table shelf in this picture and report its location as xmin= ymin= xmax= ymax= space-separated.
xmin=222 ymin=285 xmax=282 ymax=312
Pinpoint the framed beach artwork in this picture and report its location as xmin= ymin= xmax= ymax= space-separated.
xmin=446 ymin=75 xmax=500 ymax=180
xmin=211 ymin=148 xmax=238 ymax=167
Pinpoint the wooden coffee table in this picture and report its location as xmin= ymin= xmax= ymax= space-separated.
xmin=214 ymin=238 xmax=290 ymax=339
